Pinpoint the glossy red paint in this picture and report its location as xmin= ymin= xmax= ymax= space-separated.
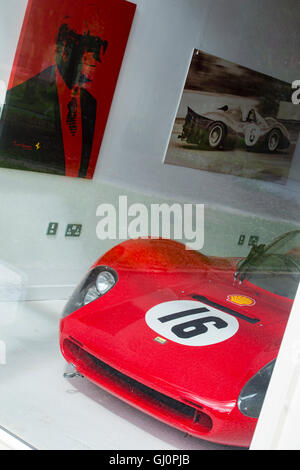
xmin=60 ymin=239 xmax=292 ymax=447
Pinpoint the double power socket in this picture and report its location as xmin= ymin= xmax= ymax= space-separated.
xmin=46 ymin=222 xmax=82 ymax=237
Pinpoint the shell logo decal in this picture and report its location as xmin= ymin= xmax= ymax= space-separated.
xmin=226 ymin=294 xmax=256 ymax=307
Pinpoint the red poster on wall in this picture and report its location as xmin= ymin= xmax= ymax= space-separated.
xmin=0 ymin=0 xmax=136 ymax=178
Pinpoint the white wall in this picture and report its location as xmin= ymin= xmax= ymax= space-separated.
xmin=94 ymin=0 xmax=300 ymax=220
xmin=0 ymin=0 xmax=299 ymax=302
xmin=0 ymin=168 xmax=297 ymax=301
xmin=0 ymin=0 xmax=27 ymax=91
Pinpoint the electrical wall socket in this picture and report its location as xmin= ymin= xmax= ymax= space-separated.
xmin=47 ymin=222 xmax=58 ymax=236
xmin=248 ymin=235 xmax=259 ymax=246
xmin=238 ymin=234 xmax=246 ymax=245
xmin=65 ymin=224 xmax=82 ymax=237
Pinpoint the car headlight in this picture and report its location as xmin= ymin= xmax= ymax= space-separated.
xmin=62 ymin=266 xmax=118 ymax=318
xmin=237 ymin=359 xmax=275 ymax=418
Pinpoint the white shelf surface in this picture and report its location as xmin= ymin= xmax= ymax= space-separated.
xmin=0 ymin=300 xmax=242 ymax=450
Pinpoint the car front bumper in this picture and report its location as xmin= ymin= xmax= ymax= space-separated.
xmin=60 ymin=322 xmax=256 ymax=448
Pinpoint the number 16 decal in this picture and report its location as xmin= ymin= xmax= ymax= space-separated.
xmin=145 ymin=300 xmax=239 ymax=346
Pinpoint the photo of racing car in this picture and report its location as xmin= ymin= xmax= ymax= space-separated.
xmin=164 ymin=49 xmax=300 ymax=184
xmin=180 ymin=105 xmax=290 ymax=153
xmin=60 ymin=230 xmax=300 ymax=447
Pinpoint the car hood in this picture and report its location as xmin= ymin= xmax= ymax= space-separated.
xmin=63 ymin=264 xmax=290 ymax=406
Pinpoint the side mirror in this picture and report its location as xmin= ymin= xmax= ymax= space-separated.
xmin=250 ymin=243 xmax=265 ymax=256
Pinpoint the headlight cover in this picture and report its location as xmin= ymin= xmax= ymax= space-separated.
xmin=62 ymin=266 xmax=118 ymax=318
xmin=238 ymin=359 xmax=276 ymax=418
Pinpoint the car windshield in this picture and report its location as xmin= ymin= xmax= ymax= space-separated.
xmin=253 ymin=110 xmax=267 ymax=126
xmin=236 ymin=231 xmax=300 ymax=299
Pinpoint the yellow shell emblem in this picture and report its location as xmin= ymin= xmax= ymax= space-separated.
xmin=226 ymin=294 xmax=255 ymax=307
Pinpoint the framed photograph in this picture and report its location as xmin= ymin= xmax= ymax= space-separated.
xmin=0 ymin=0 xmax=136 ymax=178
xmin=164 ymin=49 xmax=300 ymax=184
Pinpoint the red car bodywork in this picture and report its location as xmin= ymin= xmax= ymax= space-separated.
xmin=60 ymin=238 xmax=292 ymax=447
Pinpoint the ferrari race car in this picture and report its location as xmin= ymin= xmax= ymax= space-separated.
xmin=60 ymin=230 xmax=300 ymax=447
xmin=180 ymin=105 xmax=290 ymax=153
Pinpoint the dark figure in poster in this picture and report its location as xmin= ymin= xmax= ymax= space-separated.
xmin=0 ymin=22 xmax=108 ymax=177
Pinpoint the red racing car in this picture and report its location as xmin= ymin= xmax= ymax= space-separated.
xmin=60 ymin=230 xmax=300 ymax=447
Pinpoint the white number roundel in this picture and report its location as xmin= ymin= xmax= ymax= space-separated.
xmin=245 ymin=124 xmax=261 ymax=146
xmin=145 ymin=300 xmax=239 ymax=347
